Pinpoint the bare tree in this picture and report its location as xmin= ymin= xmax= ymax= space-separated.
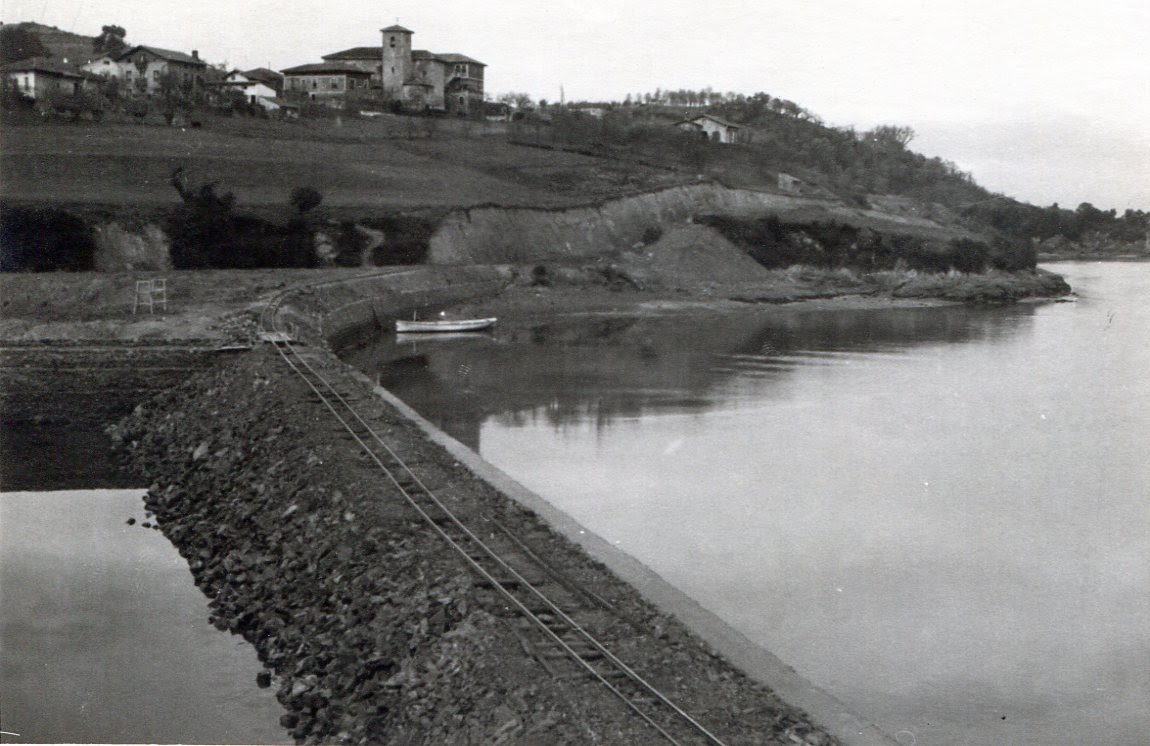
xmin=865 ymin=124 xmax=916 ymax=148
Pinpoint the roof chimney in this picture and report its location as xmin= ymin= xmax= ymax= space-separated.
xmin=192 ymin=50 xmax=199 ymax=60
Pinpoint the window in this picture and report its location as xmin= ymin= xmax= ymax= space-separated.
xmin=389 ymin=36 xmax=396 ymax=48
xmin=153 ymin=70 xmax=160 ymax=80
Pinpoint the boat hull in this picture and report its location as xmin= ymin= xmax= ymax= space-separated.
xmin=394 ymin=317 xmax=497 ymax=333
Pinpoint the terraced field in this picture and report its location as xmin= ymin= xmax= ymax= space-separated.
xmin=0 ymin=116 xmax=687 ymax=212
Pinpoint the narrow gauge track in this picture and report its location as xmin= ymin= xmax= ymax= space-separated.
xmin=258 ymin=288 xmax=730 ymax=746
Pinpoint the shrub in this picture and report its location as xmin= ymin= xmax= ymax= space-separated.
xmin=641 ymin=226 xmax=663 ymax=245
xmin=166 ymin=173 xmax=238 ymax=268
xmin=0 ymin=207 xmax=96 ymax=272
xmin=989 ymin=238 xmax=1037 ymax=271
xmin=334 ymin=222 xmax=368 ymax=267
xmin=945 ymin=238 xmax=990 ymax=273
xmin=369 ymin=216 xmax=433 ymax=265
xmin=290 ymin=186 xmax=323 ymax=215
xmin=166 ymin=169 xmax=320 ymax=268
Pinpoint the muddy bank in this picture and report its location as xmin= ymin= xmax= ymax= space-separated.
xmin=3 ymin=183 xmax=972 ymax=275
xmin=0 ymin=341 xmax=214 ymax=490
xmin=426 ymin=183 xmax=972 ymax=265
xmin=110 ymin=348 xmax=848 ymax=745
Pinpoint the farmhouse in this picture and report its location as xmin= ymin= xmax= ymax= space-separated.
xmin=82 ymin=45 xmax=207 ymax=96
xmin=2 ymin=56 xmax=85 ymax=100
xmin=288 ymin=24 xmax=485 ymax=115
xmin=676 ymin=114 xmax=741 ymax=144
xmin=280 ymin=63 xmax=373 ymax=104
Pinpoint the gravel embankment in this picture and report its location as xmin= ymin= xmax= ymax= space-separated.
xmin=111 ymin=346 xmax=839 ymax=746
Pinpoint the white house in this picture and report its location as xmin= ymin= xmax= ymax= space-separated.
xmin=218 ymin=69 xmax=281 ymax=111
xmin=2 ymin=57 xmax=85 ymax=100
xmin=675 ymin=114 xmax=741 ymax=144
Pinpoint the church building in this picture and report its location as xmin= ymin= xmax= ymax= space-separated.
xmin=310 ymin=24 xmax=485 ymax=115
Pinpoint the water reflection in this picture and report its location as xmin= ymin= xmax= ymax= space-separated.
xmin=344 ymin=302 xmax=1037 ymax=450
xmin=0 ymin=490 xmax=286 ymax=744
xmin=344 ymin=263 xmax=1149 ymax=745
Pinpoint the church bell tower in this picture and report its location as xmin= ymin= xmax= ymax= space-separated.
xmin=380 ymin=24 xmax=413 ymax=98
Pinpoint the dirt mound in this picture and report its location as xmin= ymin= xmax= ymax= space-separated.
xmin=620 ymin=223 xmax=771 ymax=289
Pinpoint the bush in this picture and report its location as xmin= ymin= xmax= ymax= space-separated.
xmin=334 ymin=222 xmax=368 ymax=267
xmin=990 ymin=238 xmax=1038 ymax=271
xmin=641 ymin=226 xmax=663 ymax=245
xmin=530 ymin=265 xmax=551 ymax=286
xmin=166 ymin=170 xmax=320 ymax=268
xmin=368 ymin=216 xmax=433 ymax=265
xmin=946 ymin=238 xmax=990 ymax=273
xmin=290 ymin=186 xmax=323 ymax=215
xmin=0 ymin=207 xmax=96 ymax=272
xmin=698 ymin=213 xmax=1019 ymax=274
xmin=166 ymin=176 xmax=238 ymax=268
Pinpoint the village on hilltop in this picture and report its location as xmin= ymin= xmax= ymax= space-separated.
xmin=0 ymin=21 xmax=486 ymax=119
xmin=0 ymin=19 xmax=741 ymax=142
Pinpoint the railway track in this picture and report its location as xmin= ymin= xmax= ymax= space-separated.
xmin=258 ymin=289 xmax=730 ymax=746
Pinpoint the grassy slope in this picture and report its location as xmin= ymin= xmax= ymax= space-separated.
xmin=0 ymin=116 xmax=689 ymax=215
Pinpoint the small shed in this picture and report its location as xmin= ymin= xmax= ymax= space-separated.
xmin=675 ymin=114 xmax=741 ymax=144
xmin=777 ymin=173 xmax=803 ymax=194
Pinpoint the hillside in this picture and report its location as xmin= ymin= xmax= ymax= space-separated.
xmin=2 ymin=17 xmax=1143 ymax=266
xmin=0 ymin=117 xmax=688 ymax=213
xmin=5 ymin=21 xmax=97 ymax=64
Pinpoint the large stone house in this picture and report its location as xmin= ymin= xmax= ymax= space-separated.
xmin=280 ymin=62 xmax=373 ymax=103
xmin=83 ymin=45 xmax=207 ymax=96
xmin=286 ymin=24 xmax=485 ymax=115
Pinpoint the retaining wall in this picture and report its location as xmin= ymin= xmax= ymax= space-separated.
xmin=272 ymin=265 xmax=511 ymax=350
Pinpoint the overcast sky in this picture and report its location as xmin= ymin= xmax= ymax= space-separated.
xmin=5 ymin=0 xmax=1147 ymax=210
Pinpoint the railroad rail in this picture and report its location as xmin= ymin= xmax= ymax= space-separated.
xmin=258 ymin=286 xmax=730 ymax=746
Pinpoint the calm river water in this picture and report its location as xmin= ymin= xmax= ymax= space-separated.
xmin=348 ymin=262 xmax=1149 ymax=745
xmin=0 ymin=490 xmax=287 ymax=744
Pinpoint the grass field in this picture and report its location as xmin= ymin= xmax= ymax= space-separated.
xmin=0 ymin=114 xmax=689 ymax=215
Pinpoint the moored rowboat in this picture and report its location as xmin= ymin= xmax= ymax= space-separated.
xmin=395 ymin=317 xmax=497 ymax=333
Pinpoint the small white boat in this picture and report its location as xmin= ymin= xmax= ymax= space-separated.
xmin=395 ymin=316 xmax=497 ymax=333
